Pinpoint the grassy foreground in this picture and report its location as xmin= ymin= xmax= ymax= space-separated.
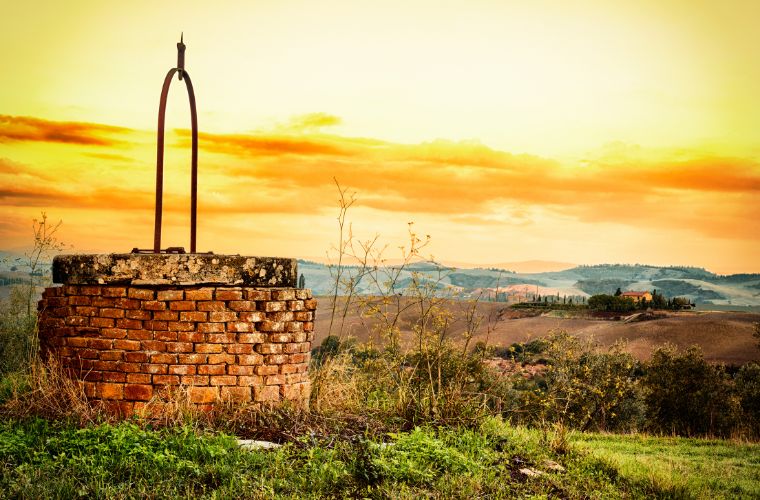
xmin=2 ymin=417 xmax=758 ymax=499
xmin=572 ymin=432 xmax=760 ymax=499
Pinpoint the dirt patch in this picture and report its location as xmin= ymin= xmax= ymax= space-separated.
xmin=314 ymin=297 xmax=760 ymax=365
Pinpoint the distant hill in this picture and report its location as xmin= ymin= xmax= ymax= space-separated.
xmin=297 ymin=261 xmax=760 ymax=307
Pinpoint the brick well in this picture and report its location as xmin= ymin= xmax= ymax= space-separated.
xmin=37 ymin=253 xmax=315 ymax=416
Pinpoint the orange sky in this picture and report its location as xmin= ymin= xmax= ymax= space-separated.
xmin=1 ymin=1 xmax=759 ymax=274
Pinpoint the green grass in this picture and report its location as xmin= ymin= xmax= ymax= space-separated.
xmin=1 ymin=417 xmax=758 ymax=498
xmin=572 ymin=432 xmax=760 ymax=499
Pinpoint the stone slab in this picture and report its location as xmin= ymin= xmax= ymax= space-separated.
xmin=52 ymin=254 xmax=297 ymax=287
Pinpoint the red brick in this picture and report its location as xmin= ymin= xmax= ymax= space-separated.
xmin=227 ymin=322 xmax=252 ymax=333
xmin=295 ymin=289 xmax=311 ymax=300
xmin=167 ymin=321 xmax=195 ymax=331
xmin=239 ymin=311 xmax=266 ymax=322
xmin=268 ymin=333 xmax=292 ymax=343
xmin=142 ymin=363 xmax=168 ymax=374
xmin=198 ymin=322 xmax=225 ymax=333
xmin=97 ymin=382 xmax=123 ymax=399
xmin=265 ymin=374 xmax=285 ymax=385
xmin=153 ymin=375 xmax=180 ymax=386
xmin=180 ymin=311 xmax=207 ymax=322
xmin=102 ymin=328 xmax=128 ymax=339
xmin=92 ymin=297 xmax=117 ymax=307
xmin=303 ymin=322 xmax=314 ymax=332
xmin=75 ymin=306 xmax=98 ymax=316
xmin=209 ymin=311 xmax=237 ymax=323
xmin=271 ymin=290 xmax=296 ymax=301
xmin=195 ymin=343 xmax=223 ymax=353
xmin=182 ymin=375 xmax=209 ymax=386
xmin=157 ymin=290 xmax=184 ymax=301
xmin=304 ymin=299 xmax=318 ymax=310
xmin=116 ymin=318 xmax=143 ymax=330
xmin=258 ymin=321 xmax=285 ymax=332
xmin=127 ymin=373 xmax=152 ymax=384
xmin=178 ymin=353 xmax=207 ymax=364
xmin=66 ymin=316 xmax=88 ymax=327
xmin=169 ymin=301 xmax=196 ymax=311
xmin=155 ymin=331 xmax=178 ymax=341
xmin=283 ymin=382 xmax=310 ymax=401
xmin=141 ymin=340 xmax=167 ymax=351
xmin=185 ymin=288 xmax=214 ymax=301
xmin=266 ymin=354 xmax=289 ymax=365
xmin=238 ymin=375 xmax=263 ymax=386
xmin=286 ymin=322 xmax=303 ymax=333
xmin=238 ymin=333 xmax=267 ymax=344
xmin=100 ymin=308 xmax=125 ymax=319
xmin=294 ymin=311 xmax=313 ymax=321
xmin=115 ymin=298 xmax=141 ymax=309
xmin=68 ymin=296 xmax=90 ymax=306
xmin=142 ymin=301 xmax=166 ymax=311
xmin=221 ymin=386 xmax=251 ymax=402
xmin=208 ymin=333 xmax=236 ymax=343
xmin=82 ymin=370 xmax=102 ymax=382
xmin=80 ymin=286 xmax=101 ymax=296
xmin=189 ymin=386 xmax=218 ymax=403
xmin=255 ymin=365 xmax=278 ymax=376
xmin=102 ymin=287 xmax=128 ymax=297
xmin=88 ymin=338 xmax=113 ymax=350
xmin=247 ymin=290 xmax=271 ymax=301
xmin=144 ymin=320 xmax=168 ymax=331
xmin=280 ymin=364 xmax=299 ymax=374
xmin=210 ymin=375 xmax=237 ymax=386
xmin=150 ymin=353 xmax=177 ymax=364
xmin=152 ymin=310 xmax=178 ymax=321
xmin=263 ymin=301 xmax=286 ymax=312
xmin=102 ymin=371 xmax=127 ymax=383
xmin=124 ymin=352 xmax=150 ymax=363
xmin=292 ymin=333 xmax=308 ymax=343
xmin=254 ymin=385 xmax=279 ymax=402
xmin=269 ymin=311 xmax=294 ymax=322
xmin=198 ymin=365 xmax=226 ymax=375
xmin=118 ymin=362 xmax=142 ymax=373
xmin=114 ymin=339 xmax=141 ymax=350
xmin=285 ymin=373 xmax=306 ymax=384
xmin=127 ymin=330 xmax=152 ymax=340
xmin=167 ymin=342 xmax=193 ymax=353
xmin=128 ymin=288 xmax=155 ymax=300
xmin=228 ymin=300 xmax=255 ymax=311
xmin=256 ymin=344 xmax=282 ymax=354
xmin=99 ymin=350 xmax=124 ymax=361
xmin=63 ymin=285 xmax=79 ymax=295
xmin=178 ymin=332 xmax=205 ymax=342
xmin=208 ymin=353 xmax=236 ymax=364
xmin=290 ymin=353 xmax=308 ymax=363
xmin=216 ymin=289 xmax=243 ymax=300
xmin=227 ymin=365 xmax=254 ymax=376
xmin=226 ymin=344 xmax=253 ymax=354
xmin=126 ymin=309 xmax=152 ymax=320
xmin=169 ymin=364 xmax=196 ymax=375
xmin=82 ymin=381 xmax=96 ymax=397
xmin=124 ymin=384 xmax=153 ymax=401
xmin=238 ymin=354 xmax=264 ymax=365
xmin=287 ymin=300 xmax=305 ymax=311
xmin=197 ymin=301 xmax=226 ymax=312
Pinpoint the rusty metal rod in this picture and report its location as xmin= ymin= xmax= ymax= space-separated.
xmin=153 ymin=63 xmax=198 ymax=253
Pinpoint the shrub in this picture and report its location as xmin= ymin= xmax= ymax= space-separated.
xmin=643 ymin=345 xmax=740 ymax=437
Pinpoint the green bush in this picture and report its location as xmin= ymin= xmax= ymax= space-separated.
xmin=643 ymin=345 xmax=740 ymax=437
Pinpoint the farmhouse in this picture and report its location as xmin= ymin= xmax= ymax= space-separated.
xmin=620 ymin=291 xmax=653 ymax=303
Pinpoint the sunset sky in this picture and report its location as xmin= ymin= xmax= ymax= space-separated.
xmin=1 ymin=0 xmax=759 ymax=273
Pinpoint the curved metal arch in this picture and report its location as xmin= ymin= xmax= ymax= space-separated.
xmin=153 ymin=67 xmax=198 ymax=253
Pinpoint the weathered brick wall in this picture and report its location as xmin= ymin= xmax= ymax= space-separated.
xmin=37 ymin=285 xmax=316 ymax=415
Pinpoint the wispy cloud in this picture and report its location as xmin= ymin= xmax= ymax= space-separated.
xmin=0 ymin=115 xmax=132 ymax=146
